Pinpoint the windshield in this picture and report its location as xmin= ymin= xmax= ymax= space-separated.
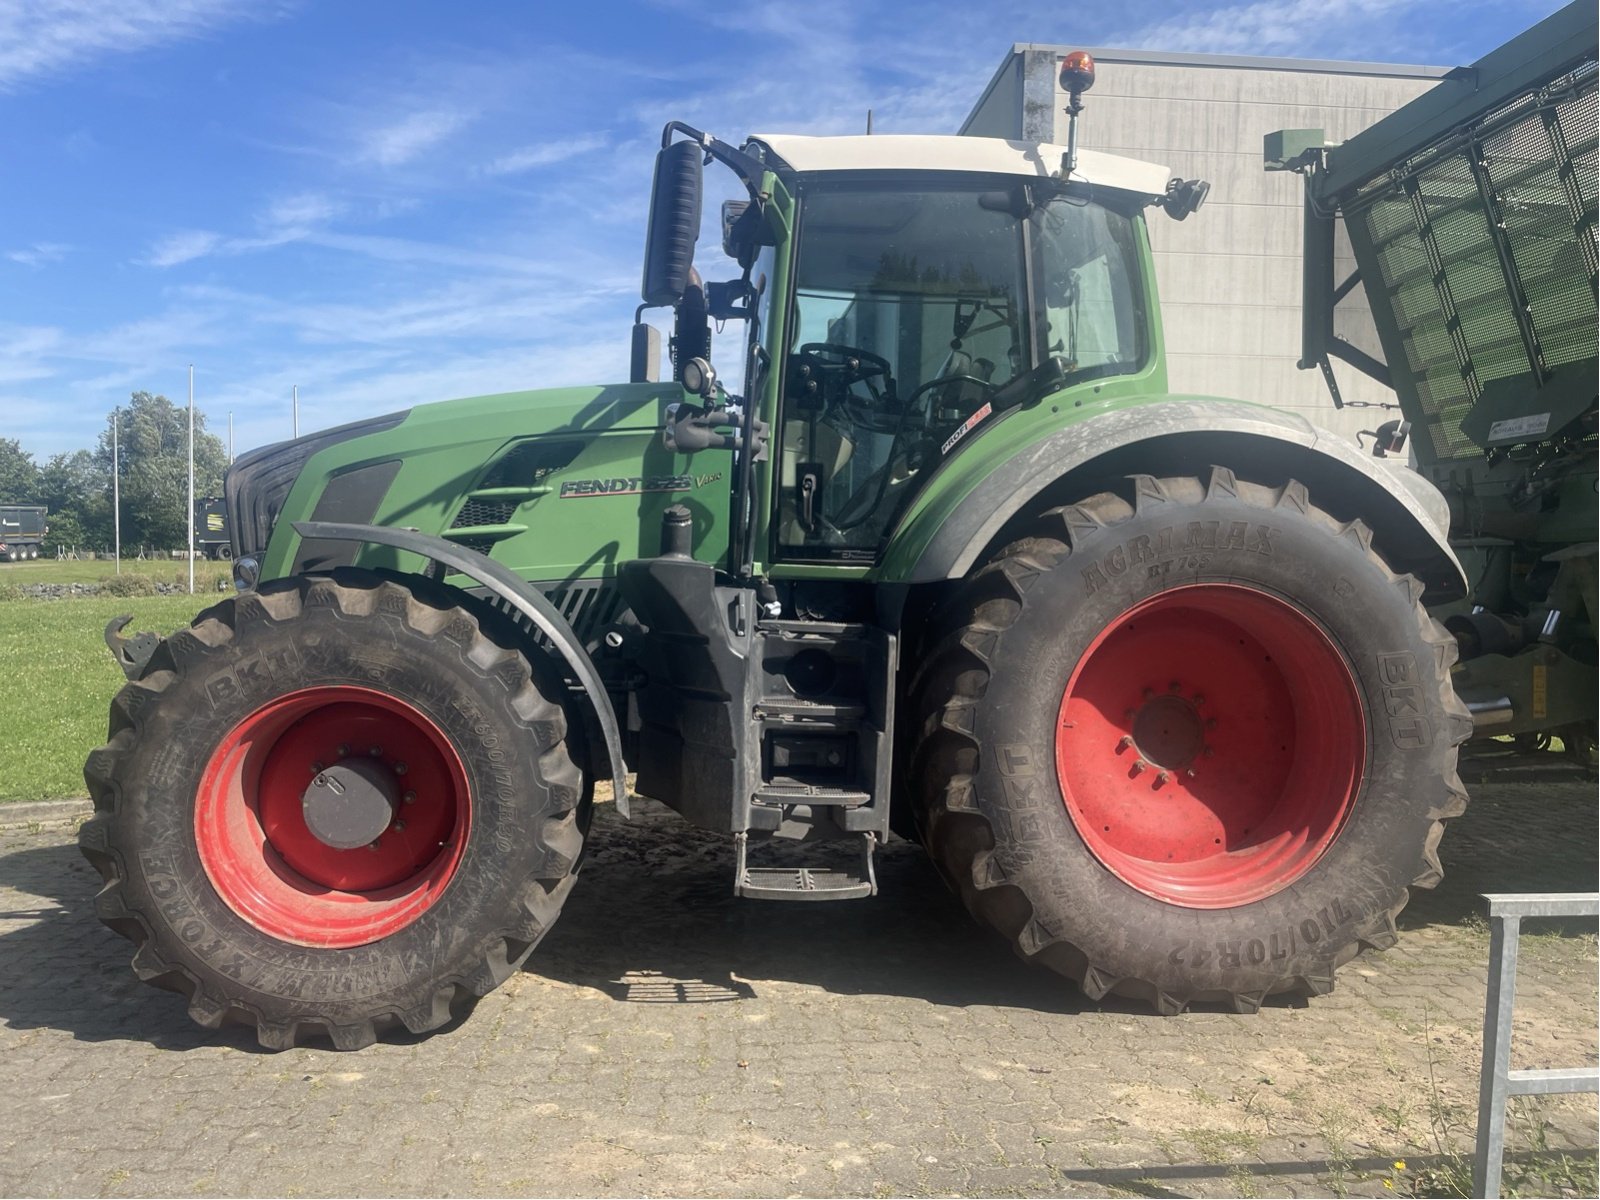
xmin=776 ymin=183 xmax=1146 ymax=559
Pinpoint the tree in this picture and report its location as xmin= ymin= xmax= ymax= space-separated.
xmin=38 ymin=449 xmax=111 ymax=552
xmin=94 ymin=392 xmax=228 ymax=551
xmin=0 ymin=438 xmax=40 ymax=505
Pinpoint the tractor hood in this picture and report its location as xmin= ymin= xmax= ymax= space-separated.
xmin=404 ymin=380 xmax=674 ymax=436
xmin=229 ymin=381 xmax=680 ymax=563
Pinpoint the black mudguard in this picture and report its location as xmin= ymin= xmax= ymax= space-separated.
xmin=292 ymin=520 xmax=631 ymax=817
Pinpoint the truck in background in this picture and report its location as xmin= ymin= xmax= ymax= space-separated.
xmin=0 ymin=505 xmax=46 ymax=561
xmin=194 ymin=496 xmax=232 ymax=560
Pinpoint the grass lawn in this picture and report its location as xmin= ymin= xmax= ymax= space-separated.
xmin=0 ymin=594 xmax=217 ymax=801
xmin=0 ymin=557 xmax=232 ymax=591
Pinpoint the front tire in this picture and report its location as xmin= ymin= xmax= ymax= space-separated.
xmin=910 ymin=470 xmax=1473 ymax=1013
xmin=79 ymin=568 xmax=587 ymax=1049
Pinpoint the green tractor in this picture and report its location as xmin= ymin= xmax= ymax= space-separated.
xmin=83 ymin=60 xmax=1473 ymax=1050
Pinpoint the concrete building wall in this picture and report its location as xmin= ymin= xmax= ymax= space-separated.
xmin=962 ymin=47 xmax=1449 ymax=445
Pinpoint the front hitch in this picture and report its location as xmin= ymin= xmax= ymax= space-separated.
xmin=104 ymin=615 xmax=162 ymax=681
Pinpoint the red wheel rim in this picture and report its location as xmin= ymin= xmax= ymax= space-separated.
xmin=196 ymin=686 xmax=471 ymax=948
xmin=1055 ymin=584 xmax=1365 ymax=909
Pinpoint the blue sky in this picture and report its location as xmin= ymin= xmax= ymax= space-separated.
xmin=1 ymin=0 xmax=1567 ymax=460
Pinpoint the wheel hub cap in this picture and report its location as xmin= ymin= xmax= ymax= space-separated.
xmin=302 ymin=759 xmax=397 ymax=850
xmin=1130 ymin=693 xmax=1205 ymax=771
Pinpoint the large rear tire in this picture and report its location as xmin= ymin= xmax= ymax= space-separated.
xmin=79 ymin=568 xmax=587 ymax=1049
xmin=909 ymin=470 xmax=1473 ymax=1013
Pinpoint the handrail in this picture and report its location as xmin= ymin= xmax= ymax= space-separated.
xmin=1473 ymin=891 xmax=1600 ymax=1198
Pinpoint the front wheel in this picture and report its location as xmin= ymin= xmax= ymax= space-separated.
xmin=79 ymin=568 xmax=588 ymax=1049
xmin=910 ymin=469 xmax=1473 ymax=1013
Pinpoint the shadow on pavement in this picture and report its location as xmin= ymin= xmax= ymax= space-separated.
xmin=534 ymin=806 xmax=1113 ymax=1016
xmin=0 ymin=775 xmax=1591 ymax=1047
xmin=1057 ymin=1148 xmax=1598 ymax=1198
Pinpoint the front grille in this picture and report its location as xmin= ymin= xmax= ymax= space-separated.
xmin=453 ymin=498 xmax=518 ymax=528
xmin=225 ymin=410 xmax=408 ymax=557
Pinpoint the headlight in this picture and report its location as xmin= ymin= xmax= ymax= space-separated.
xmin=232 ymin=556 xmax=261 ymax=592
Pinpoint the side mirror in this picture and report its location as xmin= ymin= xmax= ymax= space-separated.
xmin=641 ymin=139 xmax=704 ymax=308
xmin=630 ymin=322 xmax=662 ymax=383
xmin=1161 ymin=177 xmax=1210 ymax=221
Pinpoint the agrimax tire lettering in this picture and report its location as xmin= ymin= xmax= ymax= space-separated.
xmin=1081 ymin=521 xmax=1277 ymax=593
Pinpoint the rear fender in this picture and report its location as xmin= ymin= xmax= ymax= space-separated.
xmin=891 ymin=399 xmax=1466 ymax=601
xmin=292 ymin=521 xmax=630 ymax=817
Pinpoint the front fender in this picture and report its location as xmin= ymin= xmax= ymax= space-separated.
xmin=886 ymin=398 xmax=1465 ymax=601
xmin=293 ymin=521 xmax=631 ymax=817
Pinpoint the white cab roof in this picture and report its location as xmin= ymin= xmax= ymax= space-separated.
xmin=748 ymin=134 xmax=1172 ymax=198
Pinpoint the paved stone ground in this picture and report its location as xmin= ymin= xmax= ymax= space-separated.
xmin=0 ymin=777 xmax=1594 ymax=1199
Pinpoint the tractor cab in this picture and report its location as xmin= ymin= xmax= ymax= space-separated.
xmin=634 ymin=124 xmax=1184 ymax=574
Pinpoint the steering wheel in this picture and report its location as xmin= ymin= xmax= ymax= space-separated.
xmin=798 ymin=343 xmax=893 ymax=384
xmin=827 ymin=372 xmax=1001 ymax=534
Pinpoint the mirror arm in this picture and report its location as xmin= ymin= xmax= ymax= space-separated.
xmin=659 ymin=121 xmax=767 ymax=199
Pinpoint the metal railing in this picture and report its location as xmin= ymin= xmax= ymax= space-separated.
xmin=1473 ymin=891 xmax=1600 ymax=1199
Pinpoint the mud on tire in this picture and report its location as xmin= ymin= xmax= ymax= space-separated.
xmin=78 ymin=568 xmax=587 ymax=1050
xmin=909 ymin=469 xmax=1474 ymax=1013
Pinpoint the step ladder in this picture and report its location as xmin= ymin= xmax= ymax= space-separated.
xmin=733 ymin=830 xmax=878 ymax=900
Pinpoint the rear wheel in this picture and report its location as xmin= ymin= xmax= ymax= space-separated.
xmin=79 ymin=568 xmax=587 ymax=1049
xmin=910 ymin=470 xmax=1473 ymax=1012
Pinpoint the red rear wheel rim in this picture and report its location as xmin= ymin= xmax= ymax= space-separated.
xmin=196 ymin=686 xmax=471 ymax=948
xmin=1055 ymin=584 xmax=1365 ymax=909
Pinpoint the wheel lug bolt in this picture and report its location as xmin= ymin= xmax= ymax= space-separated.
xmin=1186 ymin=768 xmax=1197 ymax=778
xmin=1192 ymin=694 xmax=1205 ymax=706
xmin=368 ymin=840 xmax=381 ymax=851
xmin=393 ymin=821 xmax=406 ymax=832
xmin=368 ymin=746 xmax=383 ymax=757
xmin=337 ymin=744 xmax=350 ymax=757
xmin=1169 ymin=682 xmax=1181 ymax=693
xmin=311 ymin=761 xmax=324 ymax=773
xmin=1155 ymin=771 xmax=1170 ymax=786
xmin=1131 ymin=759 xmax=1147 ymax=774
xmin=1117 ymin=735 xmax=1134 ymax=751
xmin=394 ymin=762 xmax=408 ymax=776
xmin=1205 ymin=718 xmax=1218 ymax=730
xmin=1142 ymin=688 xmax=1154 ymax=699
xmin=403 ymin=791 xmax=416 ymax=805
xmin=1203 ymin=746 xmax=1215 ymax=758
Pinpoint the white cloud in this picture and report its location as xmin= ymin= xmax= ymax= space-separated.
xmin=1121 ymin=0 xmax=1418 ymax=56
xmin=0 ymin=0 xmax=272 ymax=92
xmin=5 ymin=241 xmax=72 ymax=267
xmin=359 ymin=108 xmax=476 ymax=167
xmin=143 ymin=229 xmax=224 ymax=268
xmin=259 ymin=192 xmax=344 ymax=232
xmin=482 ymin=134 xmax=609 ymax=177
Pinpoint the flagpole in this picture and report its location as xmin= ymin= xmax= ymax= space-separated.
xmin=188 ymin=364 xmax=195 ymax=596
xmin=113 ymin=409 xmax=121 ymax=575
xmin=293 ymin=384 xmax=300 ymax=438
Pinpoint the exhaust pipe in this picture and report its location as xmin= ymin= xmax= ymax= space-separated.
xmin=1464 ymin=694 xmax=1515 ymax=730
